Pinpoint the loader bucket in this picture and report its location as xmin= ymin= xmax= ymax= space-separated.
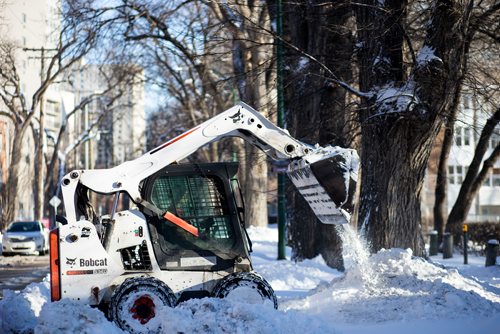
xmin=287 ymin=146 xmax=358 ymax=224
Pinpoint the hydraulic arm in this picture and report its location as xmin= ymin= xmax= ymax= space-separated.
xmin=61 ymin=102 xmax=358 ymax=225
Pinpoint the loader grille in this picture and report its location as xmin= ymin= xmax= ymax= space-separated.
xmin=142 ymin=163 xmax=246 ymax=271
xmin=151 ymin=174 xmax=235 ymax=244
xmin=119 ymin=241 xmax=152 ymax=271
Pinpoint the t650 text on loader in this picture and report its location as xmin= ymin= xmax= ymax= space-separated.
xmin=50 ymin=102 xmax=358 ymax=333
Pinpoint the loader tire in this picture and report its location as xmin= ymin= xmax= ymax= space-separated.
xmin=109 ymin=277 xmax=176 ymax=333
xmin=212 ymin=272 xmax=278 ymax=309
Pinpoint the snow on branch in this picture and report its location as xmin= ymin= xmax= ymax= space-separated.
xmin=416 ymin=46 xmax=442 ymax=67
xmin=370 ymin=82 xmax=422 ymax=117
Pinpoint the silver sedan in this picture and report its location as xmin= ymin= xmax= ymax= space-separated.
xmin=2 ymin=221 xmax=49 ymax=256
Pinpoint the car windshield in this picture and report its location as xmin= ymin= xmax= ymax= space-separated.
xmin=7 ymin=221 xmax=41 ymax=232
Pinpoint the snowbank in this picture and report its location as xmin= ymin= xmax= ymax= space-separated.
xmin=35 ymin=299 xmax=126 ymax=334
xmin=284 ymin=248 xmax=500 ymax=324
xmin=0 ymin=279 xmax=50 ymax=333
xmin=155 ymin=298 xmax=337 ymax=334
xmin=0 ymin=226 xmax=498 ymax=334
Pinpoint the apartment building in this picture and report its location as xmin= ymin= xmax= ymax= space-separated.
xmin=447 ymin=94 xmax=500 ymax=220
xmin=0 ymin=0 xmax=63 ymax=219
xmin=422 ymin=94 xmax=500 ymax=229
xmin=63 ymin=63 xmax=146 ymax=171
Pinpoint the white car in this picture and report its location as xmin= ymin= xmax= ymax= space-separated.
xmin=2 ymin=221 xmax=49 ymax=256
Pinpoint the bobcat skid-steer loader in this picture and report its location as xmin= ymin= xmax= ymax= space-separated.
xmin=50 ymin=102 xmax=358 ymax=333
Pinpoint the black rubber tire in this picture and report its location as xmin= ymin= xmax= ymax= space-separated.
xmin=2 ymin=252 xmax=12 ymax=257
xmin=38 ymin=247 xmax=47 ymax=256
xmin=211 ymin=272 xmax=278 ymax=309
xmin=108 ymin=276 xmax=176 ymax=333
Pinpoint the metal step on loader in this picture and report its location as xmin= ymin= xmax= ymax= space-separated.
xmin=50 ymin=102 xmax=358 ymax=333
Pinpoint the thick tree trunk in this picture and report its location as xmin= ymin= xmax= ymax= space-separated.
xmin=284 ymin=0 xmax=354 ymax=269
xmin=244 ymin=145 xmax=268 ymax=227
xmin=354 ymin=0 xmax=472 ymax=256
xmin=358 ymin=121 xmax=438 ymax=256
xmin=227 ymin=5 xmax=272 ymax=228
xmin=2 ymin=126 xmax=25 ymax=229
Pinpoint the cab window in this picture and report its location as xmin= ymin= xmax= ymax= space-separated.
xmin=150 ymin=174 xmax=236 ymax=252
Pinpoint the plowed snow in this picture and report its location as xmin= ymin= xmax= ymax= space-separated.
xmin=0 ymin=226 xmax=498 ymax=334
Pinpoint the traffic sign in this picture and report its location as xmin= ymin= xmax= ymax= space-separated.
xmin=49 ymin=196 xmax=61 ymax=208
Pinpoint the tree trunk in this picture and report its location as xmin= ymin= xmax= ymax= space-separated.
xmin=243 ymin=62 xmax=270 ymax=227
xmin=244 ymin=145 xmax=268 ymax=227
xmin=34 ymin=106 xmax=45 ymax=220
xmin=284 ymin=0 xmax=354 ymax=269
xmin=433 ymin=125 xmax=454 ymax=242
xmin=354 ymin=0 xmax=473 ymax=256
xmin=2 ymin=125 xmax=25 ymax=229
xmin=358 ymin=121 xmax=437 ymax=256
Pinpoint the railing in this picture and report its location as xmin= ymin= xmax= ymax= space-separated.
xmin=466 ymin=215 xmax=500 ymax=224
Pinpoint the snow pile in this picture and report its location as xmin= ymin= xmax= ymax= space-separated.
xmin=0 ymin=226 xmax=499 ymax=334
xmin=285 ymin=248 xmax=500 ymax=323
xmin=248 ymin=227 xmax=341 ymax=296
xmin=0 ymin=279 xmax=50 ymax=333
xmin=35 ymin=299 xmax=125 ymax=334
xmin=155 ymin=298 xmax=337 ymax=334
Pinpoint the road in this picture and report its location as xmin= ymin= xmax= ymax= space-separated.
xmin=0 ymin=253 xmax=49 ymax=299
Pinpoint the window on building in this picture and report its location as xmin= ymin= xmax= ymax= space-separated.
xmin=22 ymin=13 xmax=26 ymax=23
xmin=493 ymin=169 xmax=500 ymax=187
xmin=45 ymin=100 xmax=60 ymax=130
xmin=455 ymin=127 xmax=462 ymax=146
xmin=463 ymin=95 xmax=471 ymax=110
xmin=449 ymin=165 xmax=470 ymax=185
xmin=456 ymin=166 xmax=463 ymax=184
xmin=484 ymin=173 xmax=492 ymax=187
xmin=491 ymin=131 xmax=500 ymax=149
xmin=493 ymin=175 xmax=500 ymax=187
xmin=454 ymin=126 xmax=472 ymax=146
xmin=463 ymin=127 xmax=471 ymax=146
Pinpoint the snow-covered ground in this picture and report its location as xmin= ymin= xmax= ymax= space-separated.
xmin=0 ymin=225 xmax=499 ymax=334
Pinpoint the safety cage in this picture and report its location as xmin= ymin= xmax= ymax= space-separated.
xmin=141 ymin=162 xmax=250 ymax=271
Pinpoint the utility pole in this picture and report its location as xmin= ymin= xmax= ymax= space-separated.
xmin=23 ymin=46 xmax=57 ymax=221
xmin=276 ymin=0 xmax=286 ymax=260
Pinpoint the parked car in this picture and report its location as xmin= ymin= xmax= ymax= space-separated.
xmin=2 ymin=221 xmax=49 ymax=256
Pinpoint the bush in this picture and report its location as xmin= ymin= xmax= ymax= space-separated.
xmin=466 ymin=222 xmax=500 ymax=248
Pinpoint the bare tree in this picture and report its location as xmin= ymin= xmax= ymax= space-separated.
xmin=69 ymin=0 xmax=277 ymax=227
xmin=446 ymin=108 xmax=500 ymax=236
xmin=351 ymin=0 xmax=500 ymax=256
xmin=283 ymin=0 xmax=357 ymax=269
xmin=0 ymin=0 xmax=127 ymax=228
xmin=136 ymin=3 xmax=238 ymax=163
xmin=0 ymin=28 xmax=96 ymax=229
xmin=207 ymin=1 xmax=275 ymax=227
xmin=431 ymin=0 xmax=500 ymax=240
xmin=43 ymin=64 xmax=142 ymax=204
